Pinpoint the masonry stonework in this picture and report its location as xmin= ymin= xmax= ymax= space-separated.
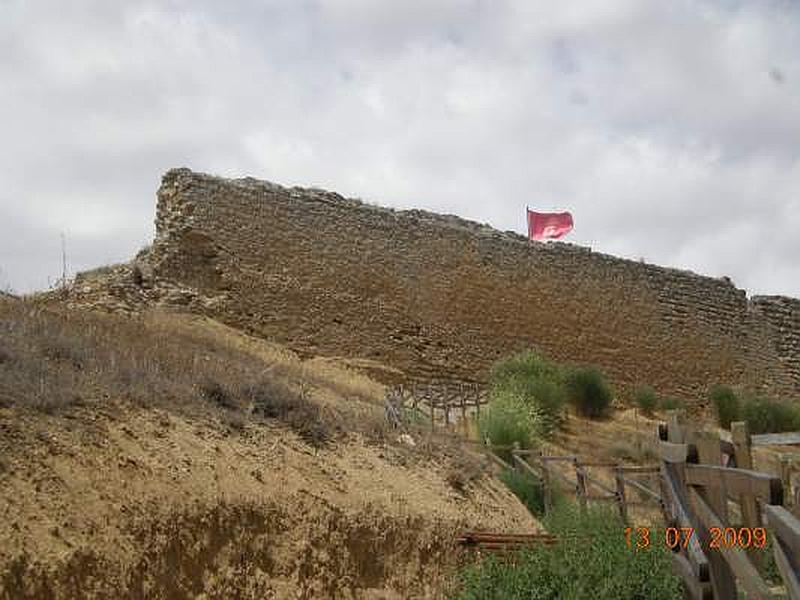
xmin=77 ymin=168 xmax=800 ymax=402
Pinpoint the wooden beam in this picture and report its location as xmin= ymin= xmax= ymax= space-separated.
xmin=581 ymin=470 xmax=618 ymax=497
xmin=685 ymin=464 xmax=783 ymax=505
xmin=513 ymin=454 xmax=540 ymax=480
xmin=772 ymin=538 xmax=800 ymax=600
xmin=487 ymin=451 xmax=512 ymax=471
xmin=617 ymin=465 xmax=661 ymax=474
xmin=615 ymin=466 xmax=628 ymax=523
xmin=688 ymin=488 xmax=774 ymax=599
xmin=622 ymin=476 xmax=661 ymax=502
xmin=540 ymin=455 xmax=578 ymax=463
xmin=764 ymin=505 xmax=800 ymax=562
xmin=731 ymin=421 xmax=764 ymax=569
xmin=751 ymin=432 xmax=800 ymax=447
xmin=662 ymin=466 xmax=710 ymax=582
xmin=671 ymin=552 xmax=713 ymax=600
xmin=660 ymin=441 xmax=698 ymax=464
xmin=694 ymin=431 xmax=738 ymax=600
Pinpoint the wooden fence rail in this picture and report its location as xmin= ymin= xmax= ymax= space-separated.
xmin=498 ymin=445 xmax=663 ymax=519
xmin=394 ymin=382 xmax=799 ymax=598
xmin=657 ymin=411 xmax=800 ymax=600
xmin=385 ymin=381 xmax=489 ymax=433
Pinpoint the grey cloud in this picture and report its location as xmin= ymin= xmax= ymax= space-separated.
xmin=1 ymin=0 xmax=799 ymax=298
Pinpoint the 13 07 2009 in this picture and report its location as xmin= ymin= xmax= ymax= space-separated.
xmin=624 ymin=526 xmax=768 ymax=551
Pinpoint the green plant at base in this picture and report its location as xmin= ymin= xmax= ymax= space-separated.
xmin=633 ymin=386 xmax=658 ymax=416
xmin=489 ymin=351 xmax=566 ymax=435
xmin=498 ymin=468 xmax=548 ymax=517
xmin=565 ymin=366 xmax=612 ymax=419
xmin=478 ymin=393 xmax=541 ymax=460
xmin=452 ymin=503 xmax=681 ymax=599
xmin=709 ymin=385 xmax=740 ymax=429
xmin=658 ymin=396 xmax=685 ymax=411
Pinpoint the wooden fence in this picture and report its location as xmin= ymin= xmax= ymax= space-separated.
xmin=475 ymin=414 xmax=800 ymax=598
xmin=385 ymin=381 xmax=489 ymax=432
xmin=395 ymin=384 xmax=800 ymax=596
xmin=498 ymin=445 xmax=663 ymax=521
xmin=656 ymin=411 xmax=800 ymax=599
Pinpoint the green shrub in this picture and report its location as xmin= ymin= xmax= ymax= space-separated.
xmin=498 ymin=468 xmax=547 ymax=517
xmin=741 ymin=396 xmax=800 ymax=434
xmin=658 ymin=396 xmax=685 ymax=411
xmin=491 ymin=351 xmax=564 ymax=389
xmin=490 ymin=351 xmax=566 ymax=435
xmin=565 ymin=367 xmax=612 ymax=419
xmin=478 ymin=394 xmax=541 ymax=459
xmin=709 ymin=385 xmax=740 ymax=429
xmin=452 ymin=503 xmax=681 ymax=599
xmin=633 ymin=386 xmax=658 ymax=416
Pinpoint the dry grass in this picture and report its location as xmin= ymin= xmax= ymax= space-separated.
xmin=0 ymin=298 xmax=390 ymax=448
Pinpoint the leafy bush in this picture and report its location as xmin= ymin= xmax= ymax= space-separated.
xmin=741 ymin=396 xmax=800 ymax=434
xmin=633 ymin=386 xmax=658 ymax=416
xmin=490 ymin=351 xmax=566 ymax=435
xmin=658 ymin=396 xmax=685 ymax=411
xmin=453 ymin=503 xmax=681 ymax=599
xmin=491 ymin=351 xmax=564 ymax=389
xmin=564 ymin=367 xmax=613 ymax=419
xmin=709 ymin=385 xmax=740 ymax=429
xmin=478 ymin=394 xmax=541 ymax=459
xmin=498 ymin=468 xmax=548 ymax=517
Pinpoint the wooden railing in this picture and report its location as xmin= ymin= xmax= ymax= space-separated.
xmin=480 ymin=443 xmax=663 ymax=521
xmin=657 ymin=411 xmax=800 ymax=599
xmin=476 ymin=415 xmax=799 ymax=599
xmin=385 ymin=381 xmax=489 ymax=432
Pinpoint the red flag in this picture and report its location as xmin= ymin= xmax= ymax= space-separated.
xmin=527 ymin=209 xmax=573 ymax=240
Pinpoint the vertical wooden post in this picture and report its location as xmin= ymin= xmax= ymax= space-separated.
xmin=779 ymin=456 xmax=792 ymax=508
xmin=541 ymin=453 xmax=552 ymax=515
xmin=460 ymin=385 xmax=468 ymax=438
xmin=666 ymin=409 xmax=686 ymax=443
xmin=731 ymin=421 xmax=763 ymax=569
xmin=429 ymin=389 xmax=435 ymax=431
xmin=695 ymin=430 xmax=737 ymax=600
xmin=512 ymin=441 xmax=521 ymax=473
xmin=615 ymin=465 xmax=629 ymax=524
xmin=574 ymin=458 xmax=587 ymax=509
xmin=445 ymin=386 xmax=453 ymax=432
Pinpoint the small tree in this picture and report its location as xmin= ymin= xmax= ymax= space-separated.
xmin=565 ymin=367 xmax=613 ymax=419
xmin=633 ymin=386 xmax=658 ymax=417
xmin=709 ymin=385 xmax=740 ymax=429
xmin=490 ymin=351 xmax=566 ymax=435
xmin=478 ymin=394 xmax=541 ymax=460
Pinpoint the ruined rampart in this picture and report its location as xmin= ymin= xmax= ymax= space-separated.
xmin=112 ymin=169 xmax=800 ymax=401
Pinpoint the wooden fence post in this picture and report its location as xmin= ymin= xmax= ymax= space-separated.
xmin=443 ymin=386 xmax=451 ymax=432
xmin=574 ymin=458 xmax=587 ymax=510
xmin=542 ymin=454 xmax=553 ymax=515
xmin=694 ymin=430 xmax=737 ymax=600
xmin=429 ymin=393 xmax=435 ymax=431
xmin=731 ymin=421 xmax=764 ymax=570
xmin=779 ymin=456 xmax=793 ymax=508
xmin=615 ymin=465 xmax=629 ymax=524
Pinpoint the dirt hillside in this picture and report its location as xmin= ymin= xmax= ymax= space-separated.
xmin=0 ymin=297 xmax=537 ymax=599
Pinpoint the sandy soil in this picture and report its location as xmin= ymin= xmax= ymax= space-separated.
xmin=0 ymin=308 xmax=538 ymax=600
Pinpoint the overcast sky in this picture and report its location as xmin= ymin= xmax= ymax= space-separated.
xmin=1 ymin=1 xmax=798 ymax=297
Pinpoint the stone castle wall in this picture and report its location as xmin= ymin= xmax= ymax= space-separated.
xmin=142 ymin=168 xmax=799 ymax=401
